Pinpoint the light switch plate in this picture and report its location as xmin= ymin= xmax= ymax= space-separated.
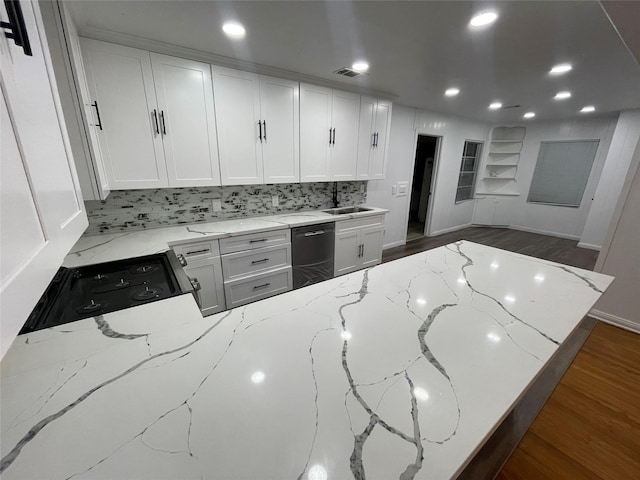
xmin=212 ymin=199 xmax=222 ymax=212
xmin=397 ymin=182 xmax=409 ymax=197
xmin=272 ymin=195 xmax=279 ymax=207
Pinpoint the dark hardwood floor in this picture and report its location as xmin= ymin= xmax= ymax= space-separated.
xmin=382 ymin=226 xmax=599 ymax=270
xmin=382 ymin=227 xmax=639 ymax=479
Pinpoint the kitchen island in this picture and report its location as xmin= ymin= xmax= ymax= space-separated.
xmin=0 ymin=241 xmax=612 ymax=479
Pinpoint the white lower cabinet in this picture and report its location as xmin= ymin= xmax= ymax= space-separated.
xmin=172 ymin=240 xmax=225 ymax=316
xmin=220 ymin=229 xmax=292 ymax=308
xmin=334 ymin=215 xmax=385 ymax=276
xmin=473 ymin=197 xmax=513 ymax=226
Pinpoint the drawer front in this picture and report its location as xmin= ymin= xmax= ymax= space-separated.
xmin=219 ymin=228 xmax=290 ymax=255
xmin=224 ymin=267 xmax=292 ymax=308
xmin=335 ymin=214 xmax=385 ymax=234
xmin=172 ymin=239 xmax=220 ymax=259
xmin=221 ymin=244 xmax=291 ymax=281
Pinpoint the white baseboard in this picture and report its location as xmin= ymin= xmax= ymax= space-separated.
xmin=383 ymin=240 xmax=406 ymax=250
xmin=508 ymin=224 xmax=581 ymax=241
xmin=589 ymin=309 xmax=640 ymax=334
xmin=577 ymin=241 xmax=602 ymax=251
xmin=429 ymin=223 xmax=472 ymax=237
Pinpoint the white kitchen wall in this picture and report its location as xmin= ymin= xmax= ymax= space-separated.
xmin=477 ymin=116 xmax=617 ymax=240
xmin=580 ymin=110 xmax=640 ymax=250
xmin=367 ymin=105 xmax=491 ymax=248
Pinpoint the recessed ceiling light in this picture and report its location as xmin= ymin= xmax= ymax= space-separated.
xmin=445 ymin=87 xmax=460 ymax=97
xmin=222 ymin=22 xmax=246 ymax=39
xmin=351 ymin=61 xmax=369 ymax=73
xmin=580 ymin=105 xmax=595 ymax=113
xmin=470 ymin=11 xmax=499 ymax=27
xmin=554 ymin=91 xmax=572 ymax=100
xmin=523 ymin=112 xmax=536 ymax=119
xmin=550 ymin=63 xmax=572 ymax=75
xmin=489 ymin=102 xmax=502 ymax=110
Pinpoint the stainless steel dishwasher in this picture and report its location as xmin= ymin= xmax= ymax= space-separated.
xmin=292 ymin=223 xmax=335 ymax=289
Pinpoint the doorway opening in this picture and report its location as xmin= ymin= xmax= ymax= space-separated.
xmin=408 ymin=135 xmax=439 ymax=242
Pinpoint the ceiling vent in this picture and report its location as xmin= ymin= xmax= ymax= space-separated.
xmin=334 ymin=67 xmax=365 ymax=78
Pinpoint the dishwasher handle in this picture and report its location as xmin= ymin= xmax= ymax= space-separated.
xmin=304 ymin=230 xmax=326 ymax=237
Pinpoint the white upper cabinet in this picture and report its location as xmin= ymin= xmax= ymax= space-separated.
xmin=151 ymin=53 xmax=220 ymax=187
xmin=260 ymin=75 xmax=300 ymax=183
xmin=300 ymin=83 xmax=359 ymax=182
xmin=213 ymin=67 xmax=300 ymax=185
xmin=300 ymin=83 xmax=332 ymax=182
xmin=357 ymin=97 xmax=392 ymax=180
xmin=1 ymin=0 xmax=87 ymax=357
xmin=81 ymin=39 xmax=168 ymax=189
xmin=212 ymin=66 xmax=263 ymax=185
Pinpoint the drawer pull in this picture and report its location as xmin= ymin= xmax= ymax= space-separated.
xmin=253 ymin=282 xmax=271 ymax=290
xmin=251 ymin=258 xmax=269 ymax=265
xmin=249 ymin=238 xmax=268 ymax=243
xmin=186 ymin=248 xmax=210 ymax=255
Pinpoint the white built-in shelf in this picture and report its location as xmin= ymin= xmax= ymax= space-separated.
xmin=476 ymin=125 xmax=527 ymax=197
xmin=487 ymin=162 xmax=518 ymax=166
xmin=475 ymin=191 xmax=520 ymax=197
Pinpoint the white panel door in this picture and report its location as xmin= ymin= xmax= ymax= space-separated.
xmin=360 ymin=227 xmax=384 ymax=268
xmin=81 ymin=39 xmax=167 ymax=189
xmin=184 ymin=257 xmax=226 ymax=316
xmin=370 ymin=100 xmax=392 ymax=179
xmin=260 ymin=75 xmax=299 ymax=183
xmin=300 ymin=83 xmax=332 ymax=182
xmin=334 ymin=230 xmax=360 ymax=276
xmin=212 ymin=66 xmax=263 ymax=185
xmin=151 ymin=54 xmax=220 ymax=187
xmin=356 ymin=96 xmax=376 ymax=179
xmin=1 ymin=0 xmax=87 ymax=357
xmin=330 ymin=89 xmax=360 ymax=180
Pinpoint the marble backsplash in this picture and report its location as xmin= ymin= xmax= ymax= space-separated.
xmin=84 ymin=182 xmax=367 ymax=235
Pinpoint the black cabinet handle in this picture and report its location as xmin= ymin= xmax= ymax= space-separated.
xmin=152 ymin=109 xmax=159 ymax=134
xmin=160 ymin=110 xmax=166 ymax=135
xmin=249 ymin=238 xmax=268 ymax=243
xmin=329 ymin=128 xmax=332 ymax=145
xmin=253 ymin=282 xmax=271 ymax=290
xmin=361 ymin=244 xmax=365 ymax=257
xmin=251 ymin=258 xmax=269 ymax=265
xmin=186 ymin=248 xmax=210 ymax=255
xmin=91 ymin=101 xmax=103 ymax=130
xmin=1 ymin=0 xmax=32 ymax=56
xmin=371 ymin=133 xmax=375 ymax=147
xmin=263 ymin=120 xmax=267 ymax=141
xmin=332 ymin=128 xmax=336 ymax=145
xmin=258 ymin=121 xmax=263 ymax=142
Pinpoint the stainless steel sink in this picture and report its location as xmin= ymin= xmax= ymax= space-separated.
xmin=322 ymin=206 xmax=372 ymax=215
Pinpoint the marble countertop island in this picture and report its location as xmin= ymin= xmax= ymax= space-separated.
xmin=1 ymin=241 xmax=612 ymax=479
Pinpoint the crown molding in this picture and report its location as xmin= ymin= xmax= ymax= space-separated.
xmin=78 ymin=26 xmax=397 ymax=101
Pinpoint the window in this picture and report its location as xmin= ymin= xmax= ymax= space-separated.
xmin=527 ymin=140 xmax=599 ymax=207
xmin=456 ymin=141 xmax=482 ymax=202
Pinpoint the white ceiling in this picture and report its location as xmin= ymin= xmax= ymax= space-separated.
xmin=67 ymin=0 xmax=640 ymax=123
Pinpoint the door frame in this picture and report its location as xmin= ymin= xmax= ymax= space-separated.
xmin=404 ymin=133 xmax=442 ymax=242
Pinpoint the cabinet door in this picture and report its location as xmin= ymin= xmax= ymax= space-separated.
xmin=356 ymin=96 xmax=376 ymax=180
xmin=80 ymin=39 xmax=167 ymax=189
xmin=360 ymin=227 xmax=384 ymax=268
xmin=472 ymin=198 xmax=496 ymax=225
xmin=330 ymin=90 xmax=360 ymax=180
xmin=334 ymin=230 xmax=360 ymax=277
xmin=1 ymin=0 xmax=87 ymax=357
xmin=300 ymin=83 xmax=332 ymax=182
xmin=212 ymin=66 xmax=263 ymax=185
xmin=184 ymin=256 xmax=226 ymax=316
xmin=260 ymin=75 xmax=299 ymax=183
xmin=492 ymin=198 xmax=513 ymax=226
xmin=151 ymin=54 xmax=220 ymax=187
xmin=370 ymin=100 xmax=392 ymax=179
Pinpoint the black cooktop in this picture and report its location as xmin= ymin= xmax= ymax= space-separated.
xmin=20 ymin=253 xmax=186 ymax=334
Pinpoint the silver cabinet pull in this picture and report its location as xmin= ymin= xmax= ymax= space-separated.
xmin=177 ymin=253 xmax=187 ymax=266
xmin=253 ymin=282 xmax=271 ymax=290
xmin=251 ymin=258 xmax=269 ymax=265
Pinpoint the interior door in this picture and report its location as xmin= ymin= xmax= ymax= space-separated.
xmin=1 ymin=0 xmax=87 ymax=357
xmin=81 ymin=39 xmax=167 ymax=189
xmin=300 ymin=83 xmax=332 ymax=182
xmin=356 ymin=96 xmax=376 ymax=179
xmin=260 ymin=75 xmax=299 ymax=183
xmin=151 ymin=53 xmax=220 ymax=187
xmin=212 ymin=66 xmax=263 ymax=185
xmin=370 ymin=100 xmax=392 ymax=179
xmin=330 ymin=89 xmax=360 ymax=180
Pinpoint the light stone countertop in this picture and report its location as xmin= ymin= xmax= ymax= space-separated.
xmin=64 ymin=206 xmax=389 ymax=267
xmin=0 ymin=241 xmax=613 ymax=479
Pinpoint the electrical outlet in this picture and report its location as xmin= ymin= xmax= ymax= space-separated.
xmin=271 ymin=195 xmax=279 ymax=207
xmin=212 ymin=199 xmax=222 ymax=212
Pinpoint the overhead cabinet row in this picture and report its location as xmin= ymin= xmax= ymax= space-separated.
xmin=78 ymin=39 xmax=392 ymax=193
